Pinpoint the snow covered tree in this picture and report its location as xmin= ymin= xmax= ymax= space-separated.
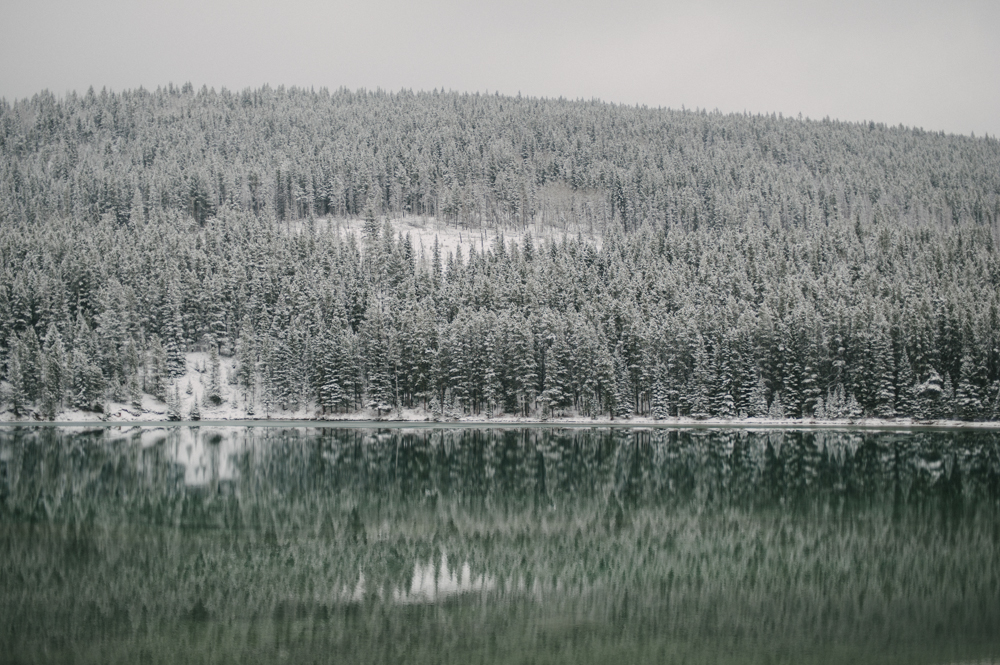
xmin=651 ymin=374 xmax=670 ymax=419
xmin=800 ymin=365 xmax=821 ymax=417
xmin=162 ymin=287 xmax=187 ymax=378
xmin=5 ymin=337 xmax=28 ymax=417
xmin=939 ymin=374 xmax=957 ymax=420
xmin=844 ymin=392 xmax=863 ymax=419
xmin=234 ymin=323 xmax=257 ymax=407
xmin=955 ymin=349 xmax=983 ymax=420
xmin=206 ymin=344 xmax=223 ymax=406
xmin=12 ymin=330 xmax=42 ymax=406
xmin=686 ymin=335 xmax=712 ymax=419
xmin=895 ymin=347 xmax=916 ymax=418
xmin=39 ymin=323 xmax=67 ymax=419
xmin=748 ymin=375 xmax=769 ymax=418
xmin=767 ymin=391 xmax=785 ymax=420
xmin=990 ymin=381 xmax=1000 ymax=420
xmin=167 ymin=385 xmax=183 ymax=421
xmin=871 ymin=327 xmax=896 ymax=418
xmin=512 ymin=318 xmax=537 ymax=416
xmin=188 ymin=394 xmax=201 ymax=421
xmin=70 ymin=347 xmax=105 ymax=412
xmin=914 ymin=368 xmax=943 ymax=420
xmin=146 ymin=336 xmax=171 ymax=402
xmin=612 ymin=349 xmax=633 ymax=418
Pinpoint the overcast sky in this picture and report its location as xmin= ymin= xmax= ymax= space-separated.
xmin=2 ymin=0 xmax=997 ymax=137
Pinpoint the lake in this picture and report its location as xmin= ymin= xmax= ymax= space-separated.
xmin=1 ymin=425 xmax=998 ymax=664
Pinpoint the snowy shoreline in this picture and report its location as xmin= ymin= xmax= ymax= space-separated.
xmin=4 ymin=350 xmax=998 ymax=432
xmin=2 ymin=406 xmax=999 ymax=432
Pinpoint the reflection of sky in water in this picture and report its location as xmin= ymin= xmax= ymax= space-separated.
xmin=142 ymin=428 xmax=242 ymax=486
xmin=342 ymin=553 xmax=496 ymax=605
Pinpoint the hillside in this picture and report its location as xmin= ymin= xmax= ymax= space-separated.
xmin=2 ymin=86 xmax=999 ymax=421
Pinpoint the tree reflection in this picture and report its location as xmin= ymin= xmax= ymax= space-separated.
xmin=1 ymin=426 xmax=999 ymax=664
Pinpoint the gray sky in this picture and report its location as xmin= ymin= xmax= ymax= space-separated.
xmin=2 ymin=0 xmax=997 ymax=137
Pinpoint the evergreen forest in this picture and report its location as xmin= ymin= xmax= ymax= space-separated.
xmin=2 ymin=84 xmax=1000 ymax=420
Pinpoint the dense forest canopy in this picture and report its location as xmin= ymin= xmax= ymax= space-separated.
xmin=2 ymin=84 xmax=1000 ymax=420
xmin=3 ymin=84 xmax=1000 ymax=230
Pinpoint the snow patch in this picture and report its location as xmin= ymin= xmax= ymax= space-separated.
xmin=285 ymin=215 xmax=602 ymax=265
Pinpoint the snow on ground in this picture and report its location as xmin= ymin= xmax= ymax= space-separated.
xmin=6 ymin=407 xmax=1000 ymax=430
xmin=3 ymin=372 xmax=999 ymax=431
xmin=2 ymin=350 xmax=999 ymax=430
xmin=286 ymin=215 xmax=602 ymax=265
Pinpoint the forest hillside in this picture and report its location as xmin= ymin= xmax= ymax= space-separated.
xmin=2 ymin=85 xmax=1000 ymax=421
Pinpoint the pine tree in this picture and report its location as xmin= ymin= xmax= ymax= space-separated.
xmin=431 ymin=236 xmax=442 ymax=289
xmin=161 ymin=281 xmax=187 ymax=379
xmin=188 ymin=394 xmax=201 ymax=421
xmin=895 ymin=347 xmax=916 ymax=418
xmin=235 ymin=323 xmax=256 ymax=407
xmin=955 ymin=349 xmax=983 ymax=421
xmin=748 ymin=375 xmax=769 ymax=418
xmin=315 ymin=331 xmax=347 ymax=413
xmin=651 ymin=375 xmax=670 ymax=419
xmin=613 ymin=349 xmax=633 ymax=418
xmin=825 ymin=384 xmax=845 ymax=419
xmin=70 ymin=347 xmax=105 ymax=412
xmin=844 ymin=392 xmax=863 ymax=419
xmin=800 ymin=365 xmax=821 ymax=417
xmin=767 ymin=391 xmax=785 ymax=419
xmin=513 ymin=318 xmax=537 ymax=416
xmin=167 ymin=384 xmax=182 ymax=421
xmin=715 ymin=391 xmax=736 ymax=418
xmin=482 ymin=326 xmax=501 ymax=417
xmin=146 ymin=336 xmax=171 ymax=401
xmin=735 ymin=332 xmax=760 ymax=416
xmin=39 ymin=323 xmax=67 ymax=419
xmin=914 ymin=368 xmax=943 ymax=420
xmin=127 ymin=373 xmax=142 ymax=410
xmin=781 ymin=358 xmax=803 ymax=418
xmin=5 ymin=338 xmax=28 ymax=417
xmin=362 ymin=302 xmax=395 ymax=415
xmin=18 ymin=330 xmax=42 ymax=404
xmin=163 ymin=309 xmax=186 ymax=378
xmin=319 ymin=376 xmax=345 ymax=413
xmin=939 ymin=374 xmax=956 ymax=420
xmin=206 ymin=344 xmax=223 ymax=406
xmin=541 ymin=328 xmax=572 ymax=417
xmin=813 ymin=396 xmax=826 ymax=419
xmin=259 ymin=335 xmax=276 ymax=417
xmin=429 ymin=393 xmax=443 ymax=421
xmin=711 ymin=340 xmax=738 ymax=418
xmin=872 ymin=329 xmax=896 ymax=418
xmin=687 ymin=336 xmax=712 ymax=419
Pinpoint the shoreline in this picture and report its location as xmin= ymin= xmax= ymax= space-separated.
xmin=2 ymin=414 xmax=1000 ymax=432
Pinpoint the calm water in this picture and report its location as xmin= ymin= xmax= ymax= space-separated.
xmin=1 ymin=425 xmax=998 ymax=664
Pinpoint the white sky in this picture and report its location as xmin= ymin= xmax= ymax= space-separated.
xmin=1 ymin=0 xmax=997 ymax=137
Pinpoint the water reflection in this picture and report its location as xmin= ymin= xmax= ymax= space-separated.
xmin=140 ymin=427 xmax=244 ymax=486
xmin=1 ymin=426 xmax=999 ymax=665
xmin=396 ymin=554 xmax=496 ymax=604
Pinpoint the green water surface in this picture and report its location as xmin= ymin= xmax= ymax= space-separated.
xmin=1 ymin=426 xmax=998 ymax=664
